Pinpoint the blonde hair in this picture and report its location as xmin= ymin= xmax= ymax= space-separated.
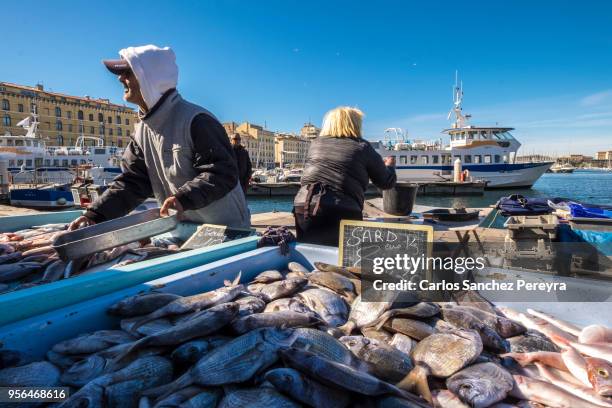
xmin=320 ymin=106 xmax=363 ymax=138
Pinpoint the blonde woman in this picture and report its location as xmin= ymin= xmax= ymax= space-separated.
xmin=293 ymin=106 xmax=396 ymax=245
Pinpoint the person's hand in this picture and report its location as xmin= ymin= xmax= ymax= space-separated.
xmin=160 ymin=196 xmax=184 ymax=218
xmin=68 ymin=215 xmax=95 ymax=231
xmin=384 ymin=156 xmax=396 ymax=166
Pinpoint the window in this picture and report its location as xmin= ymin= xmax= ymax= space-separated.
xmin=410 ymin=155 xmax=417 ymax=164
xmin=26 ymin=159 xmax=33 ymax=167
xmin=79 ymin=123 xmax=84 ymax=133
xmin=88 ymin=113 xmax=94 ymax=122
xmin=67 ymin=111 xmax=72 ymax=119
xmin=71 ymin=159 xmax=78 ymax=166
xmin=494 ymin=155 xmax=501 ymax=163
xmin=6 ymin=139 xmax=13 ymax=146
xmin=116 ymin=115 xmax=121 ymax=124
xmin=2 ymin=114 xmax=10 ymax=126
xmin=1 ymin=99 xmax=9 ymax=110
xmin=55 ymin=120 xmax=63 ymax=131
xmin=80 ymin=160 xmax=86 ymax=164
xmin=99 ymin=125 xmax=105 ymax=135
xmin=98 ymin=113 xmax=104 ymax=122
xmin=57 ymin=135 xmax=64 ymax=145
xmin=109 ymin=128 xmax=113 ymax=136
xmin=125 ymin=118 xmax=129 ymax=125
xmin=441 ymin=154 xmax=452 ymax=164
xmin=89 ymin=126 xmax=95 ymax=134
xmin=53 ymin=159 xmax=59 ymax=166
xmin=17 ymin=160 xmax=23 ymax=166
xmin=454 ymin=155 xmax=461 ymax=162
xmin=117 ymin=127 xmax=122 ymax=136
xmin=15 ymin=139 xmax=24 ymax=146
xmin=420 ymin=155 xmax=429 ymax=164
xmin=9 ymin=160 xmax=15 ymax=166
xmin=126 ymin=129 xmax=130 ymax=137
xmin=18 ymin=104 xmax=24 ymax=113
xmin=484 ymin=155 xmax=492 ymax=164
xmin=118 ymin=138 xmax=123 ymax=147
xmin=68 ymin=124 xmax=73 ymax=132
xmin=474 ymin=155 xmax=482 ymax=164
xmin=399 ymin=155 xmax=407 ymax=165
xmin=44 ymin=159 xmax=51 ymax=166
xmin=55 ymin=107 xmax=61 ymax=117
xmin=432 ymin=155 xmax=439 ymax=164
xmin=78 ymin=110 xmax=84 ymax=120
xmin=108 ymin=116 xmax=112 ymax=124
xmin=62 ymin=159 xmax=69 ymax=167
xmin=464 ymin=155 xmax=472 ymax=164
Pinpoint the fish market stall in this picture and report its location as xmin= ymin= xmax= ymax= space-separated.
xmin=0 ymin=243 xmax=610 ymax=407
xmin=0 ymin=209 xmax=259 ymax=326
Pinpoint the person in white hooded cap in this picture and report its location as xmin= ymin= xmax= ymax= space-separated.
xmin=69 ymin=45 xmax=250 ymax=234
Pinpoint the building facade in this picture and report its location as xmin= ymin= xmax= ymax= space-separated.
xmin=274 ymin=133 xmax=310 ymax=167
xmin=300 ymin=122 xmax=320 ymax=139
xmin=230 ymin=122 xmax=276 ymax=169
xmin=1 ymin=82 xmax=137 ymax=147
xmin=596 ymin=150 xmax=612 ymax=161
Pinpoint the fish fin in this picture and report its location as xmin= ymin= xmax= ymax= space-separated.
xmin=397 ymin=365 xmax=432 ymax=404
xmin=233 ymin=271 xmax=242 ymax=286
xmin=128 ymin=309 xmax=165 ymax=333
xmin=373 ymin=311 xmax=392 ymax=331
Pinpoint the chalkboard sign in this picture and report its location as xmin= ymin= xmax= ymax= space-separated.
xmin=181 ymin=224 xmax=256 ymax=250
xmin=339 ymin=220 xmax=433 ymax=268
xmin=339 ymin=220 xmax=433 ymax=302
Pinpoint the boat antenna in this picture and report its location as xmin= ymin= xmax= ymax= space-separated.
xmin=447 ymin=70 xmax=469 ymax=128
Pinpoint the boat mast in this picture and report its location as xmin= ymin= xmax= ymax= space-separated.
xmin=447 ymin=71 xmax=470 ymax=129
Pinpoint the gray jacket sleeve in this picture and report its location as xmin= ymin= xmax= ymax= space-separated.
xmin=85 ymin=141 xmax=152 ymax=223
xmin=365 ymin=143 xmax=397 ymax=189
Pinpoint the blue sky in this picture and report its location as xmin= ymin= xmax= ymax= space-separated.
xmin=2 ymin=1 xmax=612 ymax=155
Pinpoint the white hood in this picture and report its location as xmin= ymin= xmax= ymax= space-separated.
xmin=119 ymin=45 xmax=178 ymax=110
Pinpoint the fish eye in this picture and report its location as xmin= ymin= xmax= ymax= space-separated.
xmin=461 ymin=384 xmax=472 ymax=390
xmin=598 ymin=368 xmax=609 ymax=378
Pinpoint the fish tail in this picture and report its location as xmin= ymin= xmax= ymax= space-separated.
xmin=373 ymin=311 xmax=392 ymax=331
xmin=338 ymin=321 xmax=356 ymax=336
xmin=397 ymin=365 xmax=432 ymax=404
xmin=129 ymin=310 xmax=163 ymax=333
xmin=110 ymin=337 xmax=148 ymax=366
xmin=224 ymin=271 xmax=242 ymax=287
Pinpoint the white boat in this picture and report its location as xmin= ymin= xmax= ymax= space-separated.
xmin=0 ymin=108 xmax=123 ymax=183
xmin=375 ymin=75 xmax=553 ymax=188
xmin=550 ymin=163 xmax=576 ymax=173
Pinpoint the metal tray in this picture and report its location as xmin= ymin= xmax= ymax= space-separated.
xmin=52 ymin=209 xmax=178 ymax=260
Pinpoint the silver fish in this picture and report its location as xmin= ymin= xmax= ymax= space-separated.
xmin=307 ymin=271 xmax=356 ymax=299
xmin=446 ymin=362 xmax=514 ymax=408
xmin=265 ymin=367 xmax=351 ymax=408
xmin=254 ymin=278 xmax=308 ymax=301
xmin=235 ymin=295 xmax=266 ymax=317
xmin=441 ymin=307 xmax=509 ymax=352
xmin=121 ymin=316 xmax=175 ymax=337
xmin=443 ymin=304 xmax=525 ymax=338
xmin=397 ymin=329 xmax=483 ymax=405
xmin=113 ymin=302 xmax=239 ymax=364
xmin=383 ymin=318 xmax=436 ymax=341
xmin=289 ymin=327 xmax=365 ymax=367
xmin=0 ymin=361 xmax=60 ymax=387
xmin=0 ymin=262 xmax=41 ymax=282
xmin=108 ymin=292 xmax=182 ymax=317
xmin=231 ymin=310 xmax=322 ymax=334
xmin=340 ymin=335 xmax=413 ymax=382
xmin=507 ymin=331 xmax=560 ymax=353
xmin=339 ymin=295 xmax=392 ymax=335
xmin=252 ymin=270 xmax=284 ymax=283
xmin=46 ymin=350 xmax=86 ymax=370
xmin=279 ymin=348 xmax=428 ymax=406
xmin=297 ymin=288 xmax=349 ymax=327
xmin=41 ymin=259 xmax=67 ymax=282
xmin=145 ymin=328 xmax=294 ymax=400
xmin=150 ymin=386 xmax=205 ymax=408
xmin=370 ymin=302 xmax=440 ymax=330
xmin=288 ymin=262 xmax=310 ymax=274
xmin=389 ymin=333 xmax=416 ymax=355
xmin=52 ymin=330 xmax=137 ymax=355
xmin=218 ymin=387 xmax=300 ymax=408
xmin=129 ymin=275 xmax=243 ymax=331
xmin=264 ymin=297 xmax=313 ymax=314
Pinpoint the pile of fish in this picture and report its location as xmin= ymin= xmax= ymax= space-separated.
xmin=0 ymin=261 xmax=611 ymax=408
xmin=0 ymin=223 xmax=177 ymax=294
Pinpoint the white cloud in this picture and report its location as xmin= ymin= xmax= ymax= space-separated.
xmin=580 ymin=89 xmax=612 ymax=106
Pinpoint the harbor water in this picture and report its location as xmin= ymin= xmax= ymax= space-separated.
xmin=247 ymin=170 xmax=612 ymax=214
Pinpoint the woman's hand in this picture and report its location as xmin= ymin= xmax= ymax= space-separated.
xmin=160 ymin=196 xmax=184 ymax=218
xmin=384 ymin=156 xmax=396 ymax=167
xmin=68 ymin=215 xmax=96 ymax=231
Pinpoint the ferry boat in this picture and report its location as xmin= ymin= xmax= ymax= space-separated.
xmin=0 ymin=109 xmax=122 ymax=181
xmin=375 ymin=76 xmax=553 ymax=188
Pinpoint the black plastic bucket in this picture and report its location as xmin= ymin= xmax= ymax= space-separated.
xmin=382 ymin=183 xmax=418 ymax=215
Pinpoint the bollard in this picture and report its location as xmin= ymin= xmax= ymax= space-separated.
xmin=453 ymin=158 xmax=462 ymax=182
